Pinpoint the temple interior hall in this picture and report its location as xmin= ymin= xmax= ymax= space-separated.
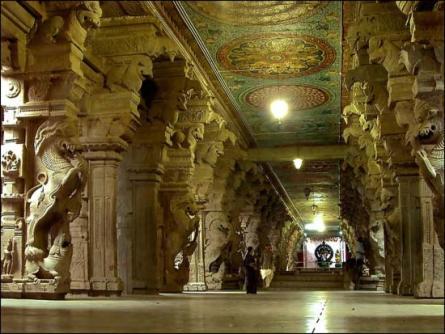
xmin=1 ymin=1 xmax=444 ymax=333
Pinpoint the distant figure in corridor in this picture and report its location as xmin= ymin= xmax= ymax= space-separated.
xmin=244 ymin=246 xmax=258 ymax=294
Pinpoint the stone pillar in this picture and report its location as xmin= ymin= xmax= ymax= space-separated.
xmin=184 ymin=210 xmax=207 ymax=291
xmin=1 ymin=110 xmax=26 ymax=284
xmin=80 ymin=90 xmax=142 ymax=296
xmin=203 ymin=210 xmax=232 ymax=290
xmin=415 ymin=177 xmax=444 ymax=298
xmin=127 ymin=169 xmax=163 ymax=294
xmin=118 ymin=122 xmax=168 ymax=294
xmin=1 ymin=1 xmax=101 ymax=299
xmin=396 ymin=173 xmax=422 ymax=296
xmin=368 ymin=204 xmax=386 ymax=279
xmin=184 ymin=121 xmax=237 ymax=291
xmin=69 ymin=190 xmax=90 ymax=293
xmin=85 ymin=152 xmax=123 ymax=295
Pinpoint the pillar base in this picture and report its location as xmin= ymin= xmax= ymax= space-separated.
xmin=89 ymin=278 xmax=123 ymax=296
xmin=1 ymin=278 xmax=69 ymax=299
xmin=183 ymin=282 xmax=207 ymax=291
xmin=398 ymin=281 xmax=413 ymax=296
xmin=415 ymin=280 xmax=434 ymax=298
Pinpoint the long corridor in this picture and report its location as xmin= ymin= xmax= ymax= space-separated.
xmin=2 ymin=290 xmax=444 ymax=333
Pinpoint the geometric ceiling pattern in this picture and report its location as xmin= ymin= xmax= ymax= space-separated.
xmin=177 ymin=1 xmax=343 ymax=226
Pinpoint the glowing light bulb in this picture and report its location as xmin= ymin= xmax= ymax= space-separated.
xmin=293 ymin=158 xmax=303 ymax=170
xmin=317 ymin=223 xmax=326 ymax=233
xmin=314 ymin=214 xmax=323 ymax=225
xmin=270 ymin=99 xmax=288 ymax=120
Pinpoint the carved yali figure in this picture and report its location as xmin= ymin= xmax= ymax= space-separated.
xmin=24 ymin=119 xmax=87 ymax=284
xmin=166 ymin=194 xmax=200 ymax=287
xmin=410 ymin=99 xmax=445 ymax=196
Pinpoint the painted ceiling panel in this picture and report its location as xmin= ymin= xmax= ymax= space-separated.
xmin=180 ymin=0 xmax=342 ymax=146
xmin=177 ymin=1 xmax=342 ymax=226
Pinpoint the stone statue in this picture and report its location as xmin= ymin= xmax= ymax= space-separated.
xmin=75 ymin=1 xmax=102 ymax=29
xmin=404 ymin=98 xmax=444 ymax=247
xmin=1 ymin=238 xmax=14 ymax=276
xmin=24 ymin=119 xmax=87 ymax=285
xmin=204 ymin=212 xmax=232 ymax=289
xmin=1 ymin=150 xmax=20 ymax=177
xmin=165 ymin=193 xmax=200 ymax=289
xmin=195 ymin=142 xmax=224 ymax=167
xmin=105 ymin=55 xmax=153 ymax=93
xmin=32 ymin=16 xmax=65 ymax=44
xmin=369 ymin=218 xmax=386 ymax=277
xmin=171 ymin=126 xmax=204 ymax=150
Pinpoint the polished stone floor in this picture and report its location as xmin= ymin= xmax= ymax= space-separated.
xmin=1 ymin=290 xmax=444 ymax=333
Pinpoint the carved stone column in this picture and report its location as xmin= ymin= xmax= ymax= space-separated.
xmin=1 ymin=1 xmax=101 ymax=299
xmin=117 ymin=120 xmax=169 ymax=294
xmin=184 ymin=121 xmax=237 ymax=291
xmin=396 ymin=172 xmax=422 ymax=296
xmin=415 ymin=177 xmax=444 ymax=297
xmin=203 ymin=150 xmax=240 ymax=290
xmin=1 ymin=110 xmax=26 ymax=284
xmin=184 ymin=210 xmax=207 ymax=291
xmin=79 ymin=90 xmax=141 ymax=296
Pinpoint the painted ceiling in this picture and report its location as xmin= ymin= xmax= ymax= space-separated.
xmin=176 ymin=1 xmax=343 ymax=226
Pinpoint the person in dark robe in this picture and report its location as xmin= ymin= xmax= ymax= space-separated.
xmin=243 ymin=246 xmax=258 ymax=294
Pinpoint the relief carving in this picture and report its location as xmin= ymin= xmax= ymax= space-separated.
xmin=1 ymin=150 xmax=20 ymax=177
xmin=368 ymin=37 xmax=406 ymax=75
xmin=165 ymin=194 xmax=200 ymax=289
xmin=4 ymin=78 xmax=21 ymax=99
xmin=1 ymin=239 xmax=15 ymax=276
xmin=105 ymin=56 xmax=153 ymax=93
xmin=24 ymin=119 xmax=87 ymax=286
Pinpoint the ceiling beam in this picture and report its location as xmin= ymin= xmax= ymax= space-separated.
xmin=245 ymin=144 xmax=348 ymax=161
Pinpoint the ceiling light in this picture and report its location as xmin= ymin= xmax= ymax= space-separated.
xmin=293 ymin=158 xmax=303 ymax=170
xmin=305 ymin=213 xmax=325 ymax=232
xmin=316 ymin=223 xmax=326 ymax=233
xmin=314 ymin=213 xmax=323 ymax=225
xmin=311 ymin=204 xmax=318 ymax=215
xmin=270 ymin=99 xmax=288 ymax=121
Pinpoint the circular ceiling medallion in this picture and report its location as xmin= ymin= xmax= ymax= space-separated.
xmin=217 ymin=33 xmax=335 ymax=79
xmin=187 ymin=1 xmax=325 ymax=26
xmin=245 ymin=85 xmax=329 ymax=111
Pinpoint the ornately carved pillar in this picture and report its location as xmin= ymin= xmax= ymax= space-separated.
xmin=415 ymin=177 xmax=444 ymax=297
xmin=80 ymin=90 xmax=141 ymax=296
xmin=1 ymin=109 xmax=26 ymax=284
xmin=1 ymin=1 xmax=101 ymax=299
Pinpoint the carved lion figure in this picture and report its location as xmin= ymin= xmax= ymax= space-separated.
xmin=24 ymin=119 xmax=87 ymax=285
xmin=105 ymin=56 xmax=153 ymax=93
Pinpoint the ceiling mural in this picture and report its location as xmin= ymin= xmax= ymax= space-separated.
xmin=186 ymin=1 xmax=326 ymax=26
xmin=177 ymin=1 xmax=343 ymax=226
xmin=216 ymin=33 xmax=335 ymax=79
xmin=179 ymin=0 xmax=342 ymax=147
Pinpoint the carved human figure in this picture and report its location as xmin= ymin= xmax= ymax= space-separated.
xmin=24 ymin=119 xmax=87 ymax=285
xmin=369 ymin=218 xmax=386 ymax=277
xmin=1 ymin=239 xmax=14 ymax=275
xmin=195 ymin=142 xmax=224 ymax=167
xmin=1 ymin=150 xmax=20 ymax=177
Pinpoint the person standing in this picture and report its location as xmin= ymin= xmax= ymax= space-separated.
xmin=243 ymin=246 xmax=258 ymax=294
